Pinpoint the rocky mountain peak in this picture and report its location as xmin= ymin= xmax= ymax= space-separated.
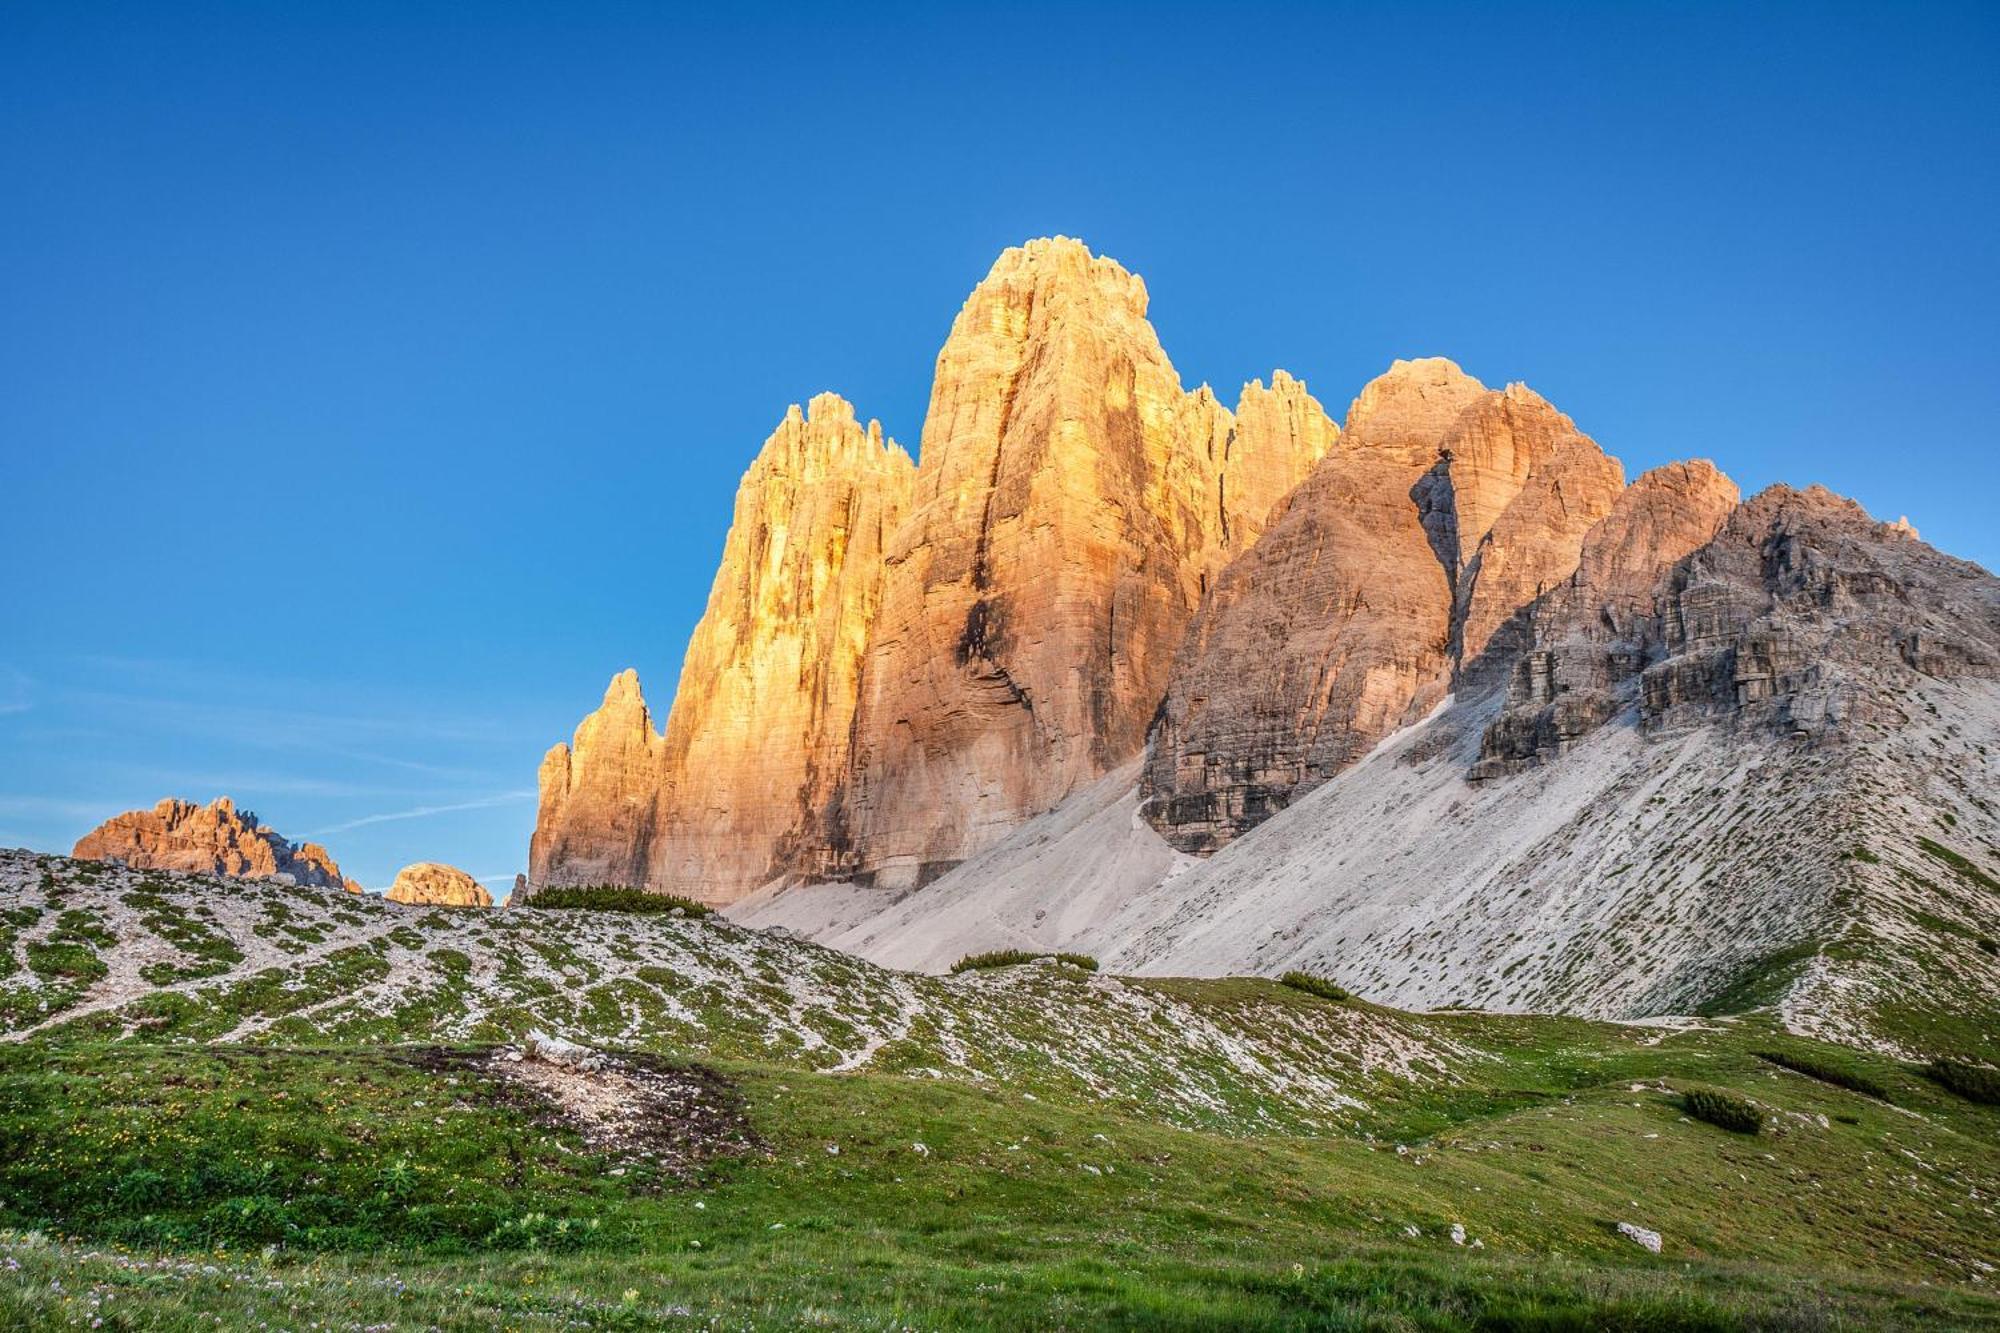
xmin=73 ymin=796 xmax=362 ymax=894
xmin=1343 ymin=356 xmax=1489 ymax=461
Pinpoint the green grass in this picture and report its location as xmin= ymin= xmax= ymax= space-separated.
xmin=4 ymin=1033 xmax=2000 ymax=1329
xmin=1280 ymin=971 xmax=1352 ymax=1002
xmin=523 ymin=885 xmax=714 ymax=916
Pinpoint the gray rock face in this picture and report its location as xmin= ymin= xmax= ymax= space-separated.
xmin=1477 ymin=482 xmax=2000 ymax=776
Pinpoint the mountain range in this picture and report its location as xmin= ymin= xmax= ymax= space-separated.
xmin=513 ymin=237 xmax=1999 ymax=1054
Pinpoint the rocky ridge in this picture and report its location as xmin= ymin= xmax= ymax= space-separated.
xmin=72 ymin=797 xmax=361 ymax=894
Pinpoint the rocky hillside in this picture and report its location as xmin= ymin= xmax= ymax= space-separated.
xmin=0 ymin=848 xmax=1472 ymax=1134
xmin=734 ymin=488 xmax=2000 ymax=1058
xmin=72 ymin=797 xmax=361 ymax=894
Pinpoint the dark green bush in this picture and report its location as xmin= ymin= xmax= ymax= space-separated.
xmin=1682 ymin=1088 xmax=1763 ymax=1134
xmin=1753 ymin=1049 xmax=1889 ymax=1100
xmin=1280 ymin=971 xmax=1351 ymax=1002
xmin=1926 ymin=1058 xmax=2000 ymax=1106
xmin=523 ymin=885 xmax=712 ymax=916
xmin=948 ymin=950 xmax=1097 ymax=975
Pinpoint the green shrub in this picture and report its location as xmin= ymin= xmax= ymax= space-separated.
xmin=1926 ymin=1058 xmax=2000 ymax=1106
xmin=1753 ymin=1049 xmax=1889 ymax=1100
xmin=1280 ymin=971 xmax=1351 ymax=1002
xmin=524 ymin=885 xmax=712 ymax=917
xmin=24 ymin=941 xmax=105 ymax=982
xmin=1682 ymin=1088 xmax=1763 ymax=1134
xmin=948 ymin=950 xmax=1096 ymax=974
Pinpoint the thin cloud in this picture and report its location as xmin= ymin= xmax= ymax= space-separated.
xmin=313 ymin=790 xmax=535 ymax=836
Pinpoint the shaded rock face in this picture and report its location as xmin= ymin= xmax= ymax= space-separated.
xmin=1140 ymin=360 xmax=1630 ymax=852
xmin=820 ymin=239 xmax=1310 ymax=887
xmin=72 ymin=797 xmax=362 ymax=894
xmin=1475 ymin=479 xmax=2000 ymax=775
xmin=528 ymin=395 xmax=914 ymax=902
xmin=385 ymin=861 xmax=492 ymax=908
xmin=1472 ymin=462 xmax=1741 ymax=775
xmin=1140 ymin=365 xmax=1458 ymax=853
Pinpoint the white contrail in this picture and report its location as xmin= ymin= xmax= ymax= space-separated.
xmin=314 ymin=791 xmax=534 ymax=835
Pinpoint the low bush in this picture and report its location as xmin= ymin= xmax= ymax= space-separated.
xmin=1682 ymin=1088 xmax=1763 ymax=1134
xmin=1280 ymin=972 xmax=1351 ymax=1002
xmin=1753 ymin=1049 xmax=1889 ymax=1100
xmin=1926 ymin=1058 xmax=2000 ymax=1106
xmin=948 ymin=950 xmax=1097 ymax=975
xmin=524 ymin=885 xmax=712 ymax=917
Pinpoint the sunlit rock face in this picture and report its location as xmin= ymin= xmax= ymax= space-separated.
xmin=72 ymin=797 xmax=362 ymax=893
xmin=1474 ymin=461 xmax=1742 ymax=775
xmin=385 ymin=861 xmax=492 ymax=908
xmin=528 ymin=395 xmax=915 ymax=902
xmin=528 ymin=669 xmax=666 ymax=893
xmin=823 ymin=238 xmax=1311 ymax=887
xmin=1446 ymin=387 xmax=1627 ymax=677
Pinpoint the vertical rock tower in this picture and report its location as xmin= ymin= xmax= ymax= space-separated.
xmin=823 ymin=237 xmax=1304 ymax=886
xmin=528 ymin=394 xmax=914 ymax=901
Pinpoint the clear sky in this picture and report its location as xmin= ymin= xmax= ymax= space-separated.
xmin=3 ymin=2 xmax=1996 ymax=893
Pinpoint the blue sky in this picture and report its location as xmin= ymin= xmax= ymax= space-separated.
xmin=3 ymin=2 xmax=1995 ymax=891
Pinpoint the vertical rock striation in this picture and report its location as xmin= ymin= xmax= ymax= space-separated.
xmin=1139 ymin=360 xmax=1473 ymax=853
xmin=1473 ymin=461 xmax=1741 ymax=775
xmin=1142 ymin=361 xmax=1637 ymax=851
xmin=527 ymin=395 xmax=914 ymax=901
xmin=823 ymin=238 xmax=1304 ymax=886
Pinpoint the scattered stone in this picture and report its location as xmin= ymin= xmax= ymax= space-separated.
xmin=1618 ymin=1222 xmax=1663 ymax=1254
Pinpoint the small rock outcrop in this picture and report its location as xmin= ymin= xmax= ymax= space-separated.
xmin=72 ymin=797 xmax=361 ymax=893
xmin=385 ymin=861 xmax=492 ymax=908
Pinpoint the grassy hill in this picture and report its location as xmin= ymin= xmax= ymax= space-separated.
xmin=2 ymin=848 xmax=1997 ymax=1329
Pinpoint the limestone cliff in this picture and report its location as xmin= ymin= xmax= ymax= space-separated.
xmin=1449 ymin=390 xmax=1626 ymax=675
xmin=528 ymin=394 xmax=914 ymax=901
xmin=385 ymin=861 xmax=492 ymax=908
xmin=1473 ymin=461 xmax=1741 ymax=775
xmin=73 ymin=797 xmax=362 ymax=893
xmin=528 ymin=669 xmax=667 ymax=891
xmin=1139 ymin=360 xmax=1467 ymax=853
xmin=822 ymin=238 xmax=1297 ymax=886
